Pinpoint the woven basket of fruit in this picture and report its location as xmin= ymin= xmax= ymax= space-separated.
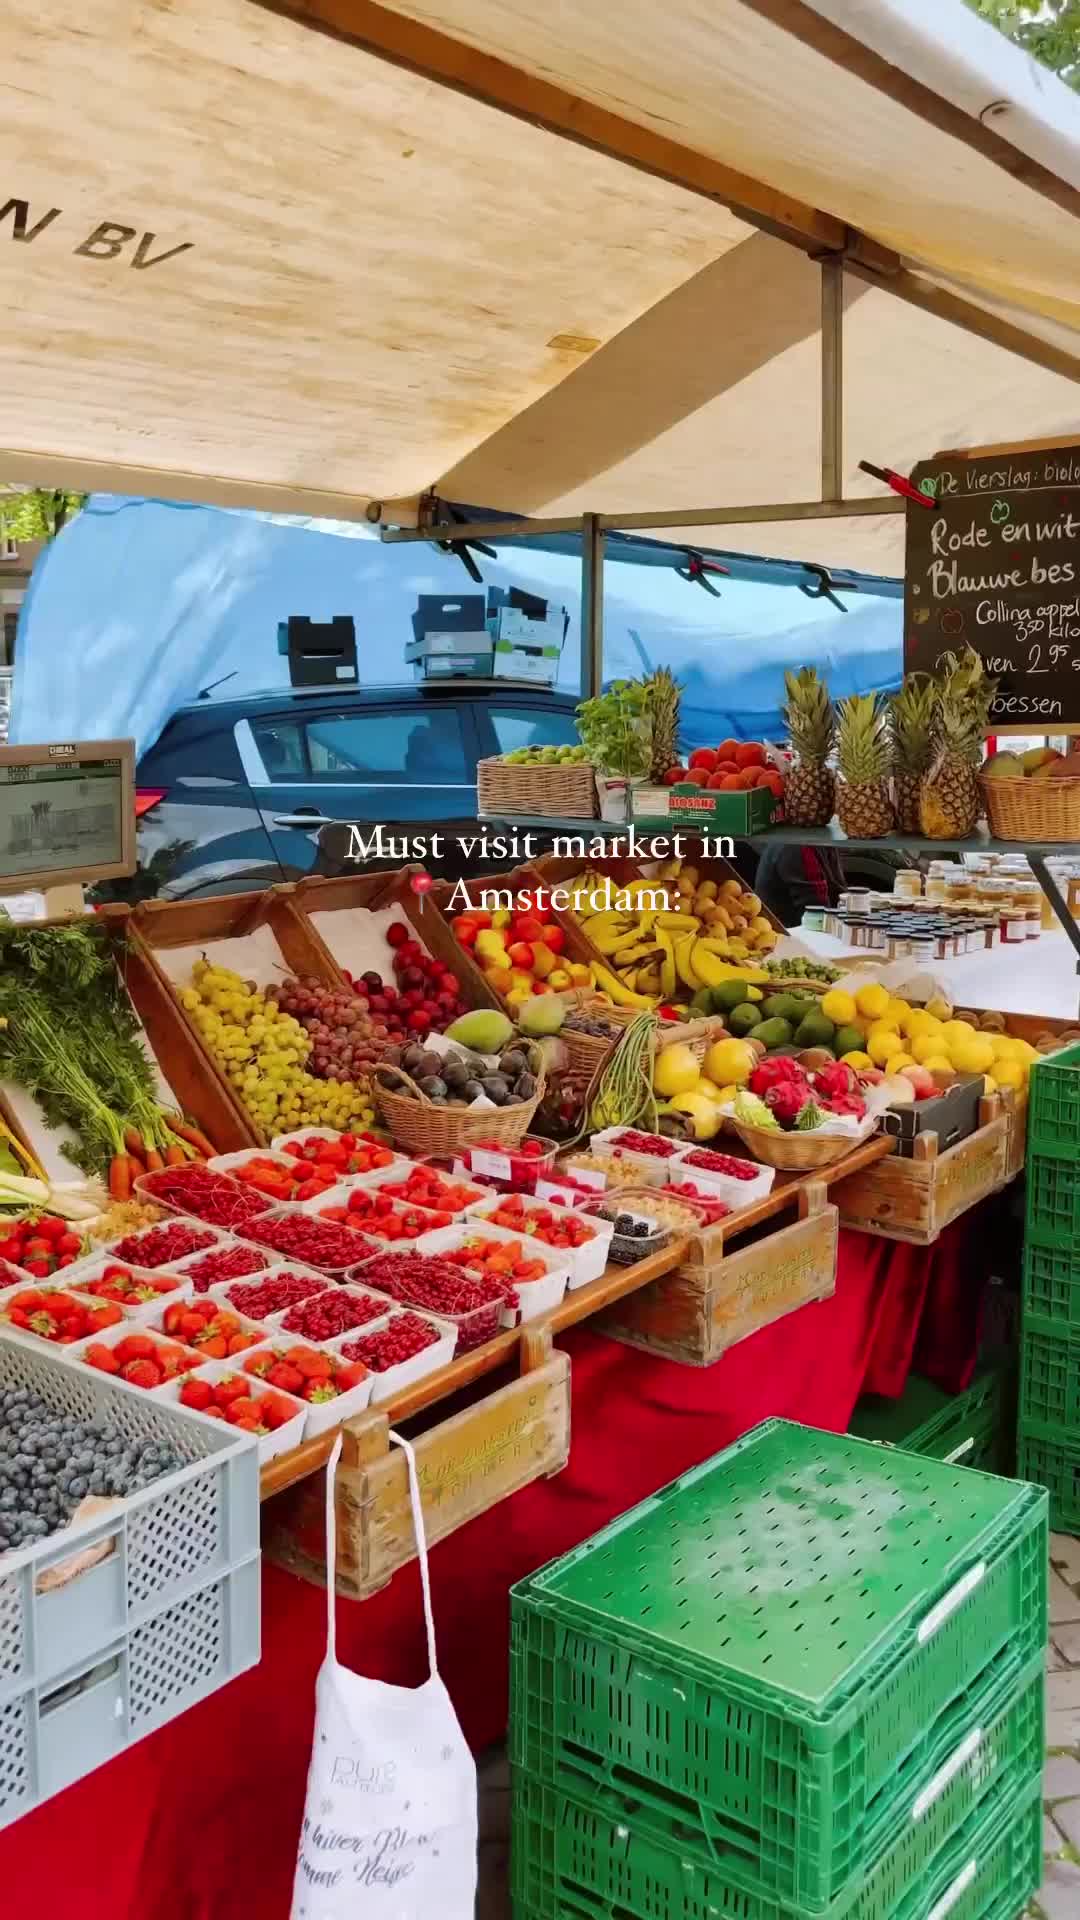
xmin=561 ymin=1000 xmax=640 ymax=1076
xmin=476 ymin=754 xmax=598 ymax=819
xmin=978 ymin=766 xmax=1080 ymax=842
xmin=728 ymin=1119 xmax=859 ymax=1169
xmin=373 ymin=1041 xmax=545 ymax=1154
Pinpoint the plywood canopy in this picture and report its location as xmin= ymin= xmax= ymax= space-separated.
xmin=2 ymin=0 xmax=1080 ymax=556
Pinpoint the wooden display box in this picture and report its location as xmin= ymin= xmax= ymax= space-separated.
xmin=130 ymin=887 xmax=346 ymax=1144
xmin=831 ymin=1095 xmax=1009 ymax=1245
xmin=261 ymin=1327 xmax=570 ymax=1598
xmin=426 ymin=863 xmax=599 ymax=1010
xmin=597 ymin=1184 xmax=838 ymax=1366
xmin=290 ymin=866 xmax=499 ymax=1009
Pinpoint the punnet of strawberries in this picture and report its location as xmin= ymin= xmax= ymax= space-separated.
xmin=223 ymin=1270 xmax=329 ymax=1321
xmin=2 ymin=1286 xmax=124 ymax=1344
xmin=177 ymin=1373 xmax=299 ymax=1432
xmin=482 ymin=1193 xmax=595 ymax=1250
xmin=377 ymin=1167 xmax=482 ymax=1218
xmin=79 ymin=1263 xmax=188 ymax=1304
xmin=281 ymin=1134 xmax=398 ymax=1178
xmin=243 ymin=1343 xmax=368 ymax=1403
xmin=321 ymin=1190 xmax=435 ymax=1243
xmin=183 ymin=1245 xmax=272 ymax=1294
xmin=225 ymin=1154 xmax=338 ymax=1206
xmin=247 ymin=1212 xmax=377 ymax=1271
xmin=159 ymin=1296 xmax=263 ymax=1358
xmin=279 ymin=1289 xmax=392 ymax=1342
xmin=113 ymin=1222 xmax=218 ymax=1268
xmin=82 ymin=1330 xmax=197 ymax=1389
xmin=747 ymin=1058 xmax=867 ymax=1130
xmin=136 ymin=1166 xmax=273 ymax=1229
xmin=0 ymin=1214 xmax=86 ymax=1276
xmin=340 ymin=1312 xmax=442 ymax=1373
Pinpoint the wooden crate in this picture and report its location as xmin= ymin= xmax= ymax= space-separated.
xmin=114 ymin=922 xmax=257 ymax=1152
xmin=261 ymin=1326 xmax=570 ymax=1598
xmin=290 ymin=866 xmax=499 ymax=1009
xmin=597 ymin=1184 xmax=838 ymax=1366
xmin=831 ymin=1096 xmax=1010 ymax=1245
xmin=130 ymin=887 xmax=346 ymax=1144
xmin=426 ymin=863 xmax=599 ymax=1012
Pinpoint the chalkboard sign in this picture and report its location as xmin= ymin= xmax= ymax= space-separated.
xmin=905 ymin=443 xmax=1080 ymax=729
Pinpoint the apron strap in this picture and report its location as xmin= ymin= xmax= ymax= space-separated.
xmin=390 ymin=1430 xmax=439 ymax=1679
xmin=322 ymin=1430 xmax=438 ymax=1679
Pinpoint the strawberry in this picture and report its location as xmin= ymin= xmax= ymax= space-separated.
xmin=179 ymin=1377 xmax=213 ymax=1411
xmin=267 ymin=1361 xmax=305 ymax=1394
xmin=225 ymin=1396 xmax=260 ymax=1426
xmin=120 ymin=1357 xmax=161 ymax=1390
xmin=83 ymin=1342 xmax=119 ymax=1373
xmin=212 ymin=1376 xmax=249 ymax=1408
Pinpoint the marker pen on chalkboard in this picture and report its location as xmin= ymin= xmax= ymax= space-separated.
xmin=859 ymin=461 xmax=937 ymax=509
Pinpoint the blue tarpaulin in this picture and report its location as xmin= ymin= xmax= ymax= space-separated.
xmin=11 ymin=495 xmax=903 ymax=759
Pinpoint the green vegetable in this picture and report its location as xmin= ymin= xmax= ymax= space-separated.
xmin=580 ymin=1012 xmax=658 ymax=1135
xmin=734 ymin=1090 xmax=780 ymax=1131
xmin=795 ymin=1103 xmax=826 ymax=1131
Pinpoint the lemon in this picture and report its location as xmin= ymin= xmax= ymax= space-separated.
xmin=840 ymin=1050 xmax=873 ymax=1069
xmin=867 ymin=1029 xmax=904 ymax=1066
xmin=983 ymin=1074 xmax=998 ymax=1094
xmin=888 ymin=1052 xmax=916 ymax=1071
xmin=942 ymin=1020 xmax=977 ymax=1047
xmin=654 ymin=1043 xmax=702 ymax=1097
xmin=989 ymin=1035 xmax=1021 ymax=1060
xmin=903 ymin=1007 xmax=934 ymax=1037
xmin=991 ymin=1057 xmax=1026 ymax=1090
xmin=821 ymin=988 xmax=857 ymax=1026
xmin=950 ymin=1035 xmax=995 ymax=1074
xmin=912 ymin=1032 xmax=946 ymax=1065
xmin=921 ymin=1053 xmax=954 ymax=1074
xmin=855 ymin=982 xmax=890 ymax=1020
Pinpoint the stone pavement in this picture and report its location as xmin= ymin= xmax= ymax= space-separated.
xmin=477 ymin=1533 xmax=1080 ymax=1920
xmin=1034 ymin=1533 xmax=1080 ymax=1918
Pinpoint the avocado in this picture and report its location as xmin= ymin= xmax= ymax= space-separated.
xmin=690 ymin=987 xmax=714 ymax=1014
xmin=761 ymin=993 xmax=801 ymax=1023
xmin=833 ymin=1024 xmax=865 ymax=1058
xmin=729 ymin=1002 xmax=762 ymax=1036
xmin=710 ymin=980 xmax=753 ymax=1013
xmin=794 ymin=1011 xmax=836 ymax=1050
xmin=749 ymin=1016 xmax=794 ymax=1049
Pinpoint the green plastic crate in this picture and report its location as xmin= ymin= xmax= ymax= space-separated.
xmin=1025 ymin=1152 xmax=1080 ymax=1250
xmin=511 ymin=1761 xmax=1043 ymax=1920
xmin=514 ymin=1648 xmax=1042 ymax=1915
xmin=511 ymin=1420 xmax=1047 ymax=1914
xmin=1027 ymin=1041 xmax=1080 ymax=1159
xmin=1024 ymin=1239 xmax=1080 ymax=1327
xmin=850 ymin=1368 xmax=1004 ymax=1469
xmin=1017 ymin=1427 xmax=1080 ymax=1535
xmin=1019 ymin=1321 xmax=1080 ymax=1440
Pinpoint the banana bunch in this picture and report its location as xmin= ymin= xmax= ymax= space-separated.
xmin=568 ymin=864 xmax=775 ymax=1008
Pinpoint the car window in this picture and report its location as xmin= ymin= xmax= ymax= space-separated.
xmin=303 ymin=708 xmax=469 ymax=782
xmin=250 ymin=719 xmax=307 ymax=779
xmin=488 ymin=708 xmax=579 ymax=754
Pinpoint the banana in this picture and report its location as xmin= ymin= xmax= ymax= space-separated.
xmin=673 ymin=931 xmax=703 ymax=992
xmin=637 ymin=962 xmax=662 ymax=994
xmin=611 ymin=941 xmax=663 ymax=965
xmin=590 ymin=960 xmax=657 ymax=1009
xmin=656 ymin=912 xmax=700 ymax=932
xmin=689 ymin=946 xmax=732 ymax=989
xmin=620 ymin=967 xmax=640 ymax=991
xmin=655 ymin=929 xmax=677 ymax=1000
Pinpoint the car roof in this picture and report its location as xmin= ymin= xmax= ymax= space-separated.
xmin=170 ymin=682 xmax=579 ymax=721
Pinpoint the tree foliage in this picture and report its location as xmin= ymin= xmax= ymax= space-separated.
xmin=968 ymin=0 xmax=1080 ymax=90
xmin=0 ymin=488 xmax=86 ymax=541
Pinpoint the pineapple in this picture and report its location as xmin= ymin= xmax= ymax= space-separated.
xmin=646 ymin=667 xmax=682 ymax=781
xmin=782 ymin=667 xmax=836 ymax=826
xmin=835 ymin=693 xmax=895 ymax=839
xmin=919 ymin=649 xmax=997 ymax=840
xmin=890 ymin=674 xmax=936 ymax=833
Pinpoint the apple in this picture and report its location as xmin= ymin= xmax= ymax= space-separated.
xmin=901 ymin=1063 xmax=936 ymax=1099
xmin=688 ymin=748 xmax=717 ymax=772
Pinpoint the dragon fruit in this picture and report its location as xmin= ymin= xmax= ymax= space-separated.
xmin=749 ymin=1057 xmax=808 ymax=1098
xmin=819 ymin=1092 xmax=867 ymax=1119
xmin=765 ymin=1080 xmax=812 ymax=1127
xmin=795 ymin=1103 xmax=826 ymax=1131
xmin=812 ymin=1061 xmax=857 ymax=1103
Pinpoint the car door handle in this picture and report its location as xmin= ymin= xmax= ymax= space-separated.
xmin=272 ymin=811 xmax=333 ymax=827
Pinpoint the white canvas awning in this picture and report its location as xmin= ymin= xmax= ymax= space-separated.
xmin=3 ymin=0 xmax=1080 ymax=555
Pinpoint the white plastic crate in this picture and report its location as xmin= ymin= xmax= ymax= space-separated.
xmin=467 ymin=1193 xmax=613 ymax=1287
xmin=329 ymin=1310 xmax=456 ymax=1405
xmin=0 ymin=1333 xmax=259 ymax=1828
xmin=414 ymin=1221 xmax=569 ymax=1325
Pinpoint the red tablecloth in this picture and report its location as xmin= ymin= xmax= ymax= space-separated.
xmin=4 ymin=1222 xmax=986 ymax=1917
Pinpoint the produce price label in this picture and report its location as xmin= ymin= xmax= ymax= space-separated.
xmin=904 ymin=445 xmax=1080 ymax=724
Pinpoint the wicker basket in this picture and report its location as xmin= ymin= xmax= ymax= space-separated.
xmin=978 ymin=772 xmax=1080 ymax=843
xmin=729 ymin=1117 xmax=875 ymax=1169
xmin=476 ymin=756 xmax=598 ymax=819
xmin=561 ymin=998 xmax=639 ymax=1077
xmin=373 ymin=1056 xmax=545 ymax=1156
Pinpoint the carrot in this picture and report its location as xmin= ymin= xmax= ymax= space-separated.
xmin=165 ymin=1144 xmax=186 ymax=1166
xmin=171 ymin=1121 xmax=216 ymax=1158
xmin=125 ymin=1151 xmax=146 ymax=1178
xmin=109 ymin=1155 xmax=131 ymax=1201
xmin=123 ymin=1127 xmax=147 ymax=1159
xmin=145 ymin=1149 xmax=165 ymax=1172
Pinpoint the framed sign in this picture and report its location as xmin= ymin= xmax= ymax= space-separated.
xmin=905 ymin=439 xmax=1080 ymax=732
xmin=0 ymin=740 xmax=135 ymax=890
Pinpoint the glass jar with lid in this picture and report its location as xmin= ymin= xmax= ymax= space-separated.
xmin=894 ymin=869 xmax=922 ymax=900
xmin=924 ymin=861 xmax=950 ymax=904
xmin=1015 ymin=878 xmax=1042 ymax=939
xmin=945 ymin=870 xmax=977 ymax=907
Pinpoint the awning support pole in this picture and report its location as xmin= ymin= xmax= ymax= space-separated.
xmin=380 ymin=497 xmax=904 ymax=542
xmin=580 ymin=512 xmax=604 ymax=699
xmin=821 ymin=258 xmax=844 ymax=503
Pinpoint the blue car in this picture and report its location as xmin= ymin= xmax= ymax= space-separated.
xmin=116 ymin=683 xmax=581 ymax=900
